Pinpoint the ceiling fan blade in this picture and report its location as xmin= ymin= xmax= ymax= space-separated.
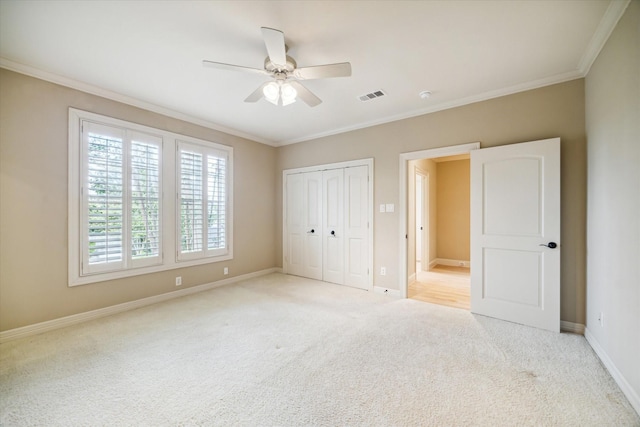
xmin=293 ymin=62 xmax=352 ymax=80
xmin=203 ymin=60 xmax=267 ymax=75
xmin=244 ymin=83 xmax=268 ymax=103
xmin=261 ymin=27 xmax=287 ymax=67
xmin=288 ymin=80 xmax=322 ymax=107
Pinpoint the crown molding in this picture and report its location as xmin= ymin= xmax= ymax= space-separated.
xmin=578 ymin=0 xmax=631 ymax=75
xmin=277 ymin=69 xmax=583 ymax=146
xmin=0 ymin=57 xmax=277 ymax=147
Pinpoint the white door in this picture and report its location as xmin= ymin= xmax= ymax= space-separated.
xmin=285 ymin=171 xmax=323 ymax=280
xmin=285 ymin=161 xmax=371 ymax=289
xmin=303 ymin=171 xmax=323 ymax=280
xmin=344 ymin=166 xmax=369 ymax=289
xmin=470 ymin=138 xmax=560 ymax=332
xmin=415 ymin=174 xmax=422 ymax=264
xmin=323 ymin=169 xmax=344 ymax=285
xmin=285 ymin=173 xmax=305 ymax=277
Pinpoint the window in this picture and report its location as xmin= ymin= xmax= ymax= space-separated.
xmin=81 ymin=122 xmax=162 ymax=274
xmin=69 ymin=109 xmax=233 ymax=286
xmin=177 ymin=141 xmax=228 ymax=260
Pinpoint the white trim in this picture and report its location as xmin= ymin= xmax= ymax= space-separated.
xmin=560 ymin=321 xmax=585 ymax=335
xmin=428 ymin=259 xmax=439 ymax=269
xmin=282 ymin=158 xmax=374 ymax=291
xmin=434 ymin=258 xmax=470 ymax=268
xmin=577 ymin=0 xmax=632 ymax=75
xmin=408 ymin=272 xmax=416 ymax=283
xmin=399 ymin=142 xmax=481 ymax=299
xmin=374 ymin=286 xmax=401 ymax=298
xmin=282 ymin=158 xmax=373 ymax=175
xmin=0 ymin=268 xmax=278 ymax=344
xmin=585 ymin=328 xmax=640 ymax=416
xmin=0 ymin=57 xmax=274 ymax=147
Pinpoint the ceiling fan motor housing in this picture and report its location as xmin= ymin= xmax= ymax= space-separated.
xmin=265 ymin=55 xmax=297 ymax=76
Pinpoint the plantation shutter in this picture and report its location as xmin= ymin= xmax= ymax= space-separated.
xmin=178 ymin=142 xmax=228 ymax=260
xmin=129 ymin=132 xmax=162 ymax=267
xmin=82 ymin=121 xmax=126 ymax=274
xmin=179 ymin=149 xmax=204 ymax=255
xmin=207 ymin=154 xmax=226 ymax=251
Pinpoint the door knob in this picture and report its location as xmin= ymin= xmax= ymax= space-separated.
xmin=331 ymin=230 xmax=335 ymax=236
xmin=307 ymin=229 xmax=315 ymax=234
xmin=539 ymin=242 xmax=558 ymax=249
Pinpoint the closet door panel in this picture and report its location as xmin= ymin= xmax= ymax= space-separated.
xmin=304 ymin=172 xmax=323 ymax=280
xmin=323 ymin=169 xmax=344 ymax=285
xmin=286 ymin=173 xmax=305 ymax=276
xmin=344 ymin=166 xmax=369 ymax=289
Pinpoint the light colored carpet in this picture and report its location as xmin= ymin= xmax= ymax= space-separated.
xmin=1 ymin=273 xmax=638 ymax=426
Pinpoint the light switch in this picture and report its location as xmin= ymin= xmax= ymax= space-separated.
xmin=385 ymin=203 xmax=395 ymax=213
xmin=379 ymin=204 xmax=386 ymax=213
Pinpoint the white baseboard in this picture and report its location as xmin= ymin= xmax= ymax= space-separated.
xmin=374 ymin=286 xmax=401 ymax=298
xmin=560 ymin=320 xmax=585 ymax=335
xmin=0 ymin=268 xmax=279 ymax=344
xmin=428 ymin=259 xmax=438 ymax=269
xmin=435 ymin=258 xmax=470 ymax=268
xmin=585 ymin=328 xmax=640 ymax=416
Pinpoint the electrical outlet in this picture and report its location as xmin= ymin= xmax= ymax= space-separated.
xmin=380 ymin=267 xmax=386 ymax=276
xmin=598 ymin=312 xmax=604 ymax=327
xmin=223 ymin=267 xmax=229 ymax=275
xmin=175 ymin=276 xmax=182 ymax=286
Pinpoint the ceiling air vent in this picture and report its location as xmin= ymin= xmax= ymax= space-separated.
xmin=358 ymin=90 xmax=387 ymax=102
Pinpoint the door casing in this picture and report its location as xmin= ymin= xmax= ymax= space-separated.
xmin=399 ymin=143 xmax=480 ymax=298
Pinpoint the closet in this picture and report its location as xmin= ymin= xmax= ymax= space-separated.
xmin=284 ymin=160 xmax=372 ymax=290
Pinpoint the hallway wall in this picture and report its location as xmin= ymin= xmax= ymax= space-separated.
xmin=436 ymin=159 xmax=470 ymax=262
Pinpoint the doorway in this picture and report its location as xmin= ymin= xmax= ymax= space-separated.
xmin=409 ymin=155 xmax=471 ymax=309
xmin=398 ymin=143 xmax=479 ymax=305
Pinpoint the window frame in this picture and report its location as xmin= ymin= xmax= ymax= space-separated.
xmin=176 ymin=140 xmax=230 ymax=261
xmin=69 ymin=108 xmax=233 ymax=287
xmin=80 ymin=121 xmax=164 ymax=275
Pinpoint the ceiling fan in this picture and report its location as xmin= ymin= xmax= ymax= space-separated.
xmin=203 ymin=27 xmax=352 ymax=107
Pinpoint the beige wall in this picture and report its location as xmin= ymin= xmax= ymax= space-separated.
xmin=276 ymin=78 xmax=587 ymax=324
xmin=436 ymin=159 xmax=470 ymax=261
xmin=0 ymin=70 xmax=589 ymax=330
xmin=585 ymin=0 xmax=639 ymax=410
xmin=0 ymin=69 xmax=278 ymax=331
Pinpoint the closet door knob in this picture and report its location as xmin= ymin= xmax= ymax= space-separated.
xmin=307 ymin=229 xmax=315 ymax=234
xmin=539 ymin=242 xmax=557 ymax=249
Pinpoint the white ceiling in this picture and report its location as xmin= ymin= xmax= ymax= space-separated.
xmin=0 ymin=1 xmax=625 ymax=146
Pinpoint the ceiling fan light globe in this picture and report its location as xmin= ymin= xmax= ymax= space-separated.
xmin=281 ymin=83 xmax=297 ymax=105
xmin=263 ymin=82 xmax=280 ymax=104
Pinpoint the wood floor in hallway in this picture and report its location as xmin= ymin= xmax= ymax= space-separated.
xmin=409 ymin=264 xmax=470 ymax=310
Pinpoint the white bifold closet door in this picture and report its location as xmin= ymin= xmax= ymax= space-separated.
xmin=285 ymin=165 xmax=369 ymax=289
xmin=286 ymin=171 xmax=323 ymax=280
